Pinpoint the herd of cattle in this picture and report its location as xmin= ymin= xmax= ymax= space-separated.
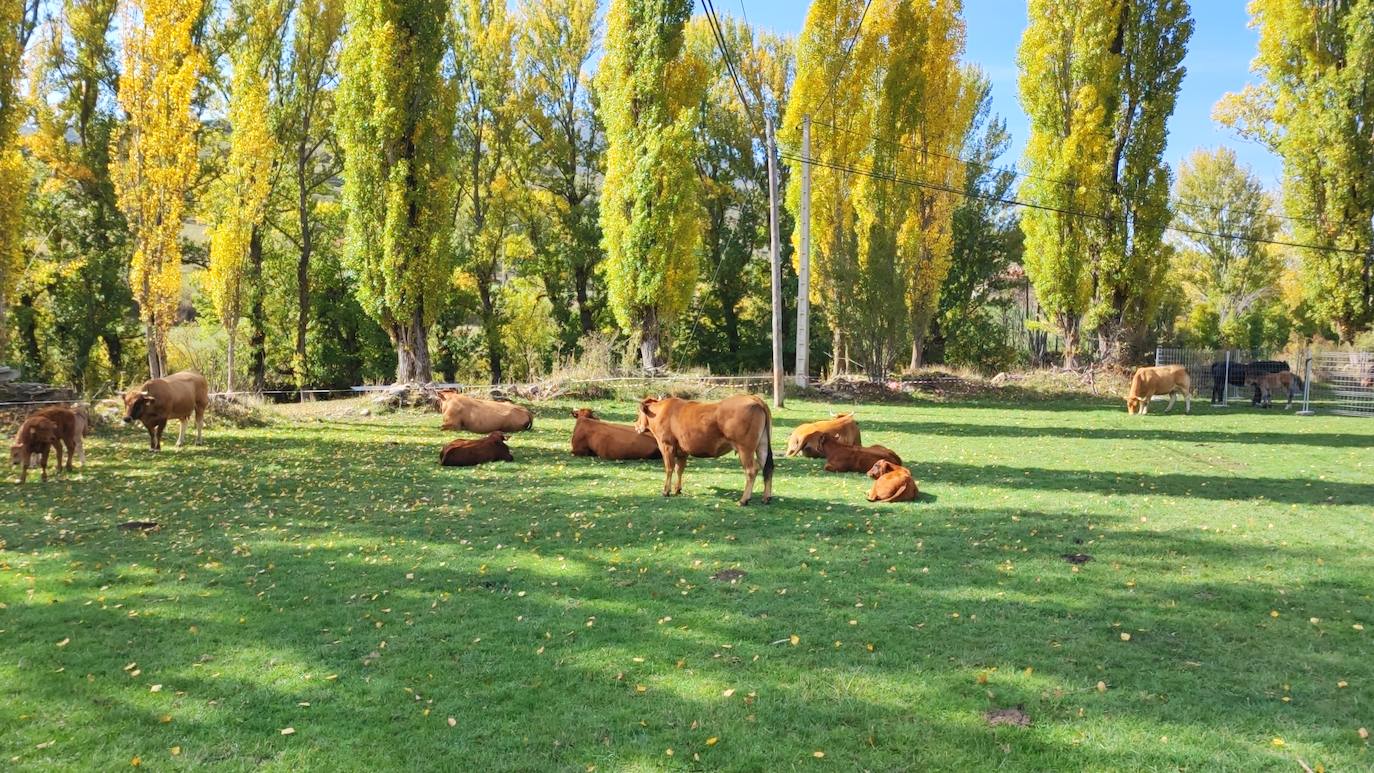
xmin=9 ymin=357 xmax=1303 ymax=492
xmin=435 ymin=390 xmax=917 ymax=505
xmin=1125 ymin=359 xmax=1303 ymax=415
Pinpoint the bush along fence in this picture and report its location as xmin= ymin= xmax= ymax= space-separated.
xmin=1155 ymin=347 xmax=1374 ymax=417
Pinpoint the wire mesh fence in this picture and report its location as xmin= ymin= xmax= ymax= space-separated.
xmin=1156 ymin=346 xmax=1374 ymax=417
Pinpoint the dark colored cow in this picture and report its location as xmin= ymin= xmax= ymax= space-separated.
xmin=1209 ymin=360 xmax=1290 ymax=405
xmin=439 ymin=432 xmax=515 ymax=467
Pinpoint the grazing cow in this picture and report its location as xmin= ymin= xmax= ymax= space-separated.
xmin=805 ymin=434 xmax=902 ymax=473
xmin=1126 ymin=365 xmax=1191 ymax=415
xmin=785 ymin=413 xmax=861 ymax=457
xmin=123 ymin=371 xmax=210 ymax=450
xmin=9 ymin=414 xmax=61 ymax=483
xmin=634 ymin=394 xmax=774 ymax=506
xmin=570 ymin=408 xmax=661 ymax=460
xmin=865 ymin=459 xmax=918 ymax=503
xmin=439 ymin=431 xmax=515 ymax=467
xmin=1209 ymin=360 xmax=1289 ymax=405
xmin=1248 ymin=370 xmax=1304 ymax=409
xmin=31 ymin=405 xmax=88 ymax=471
xmin=437 ymin=391 xmax=534 ymax=434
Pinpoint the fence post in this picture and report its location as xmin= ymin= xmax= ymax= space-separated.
xmin=1297 ymin=353 xmax=1315 ymax=416
xmin=1225 ymin=351 xmax=1233 ymax=407
xmin=1155 ymin=346 xmax=1163 ymax=366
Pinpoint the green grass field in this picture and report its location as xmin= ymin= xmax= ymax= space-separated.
xmin=2 ymin=395 xmax=1371 ymax=771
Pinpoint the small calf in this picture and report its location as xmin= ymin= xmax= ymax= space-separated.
xmin=805 ymin=434 xmax=902 ymax=473
xmin=440 ymin=432 xmax=515 ymax=467
xmin=865 ymin=460 xmax=918 ymax=503
xmin=10 ymin=415 xmax=62 ymax=483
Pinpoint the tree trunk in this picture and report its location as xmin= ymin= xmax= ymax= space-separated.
xmin=639 ymin=308 xmax=661 ymax=371
xmin=721 ymin=297 xmax=741 ymax=355
xmin=295 ymin=188 xmax=312 ymax=389
xmin=1061 ymin=315 xmax=1080 ymax=370
xmin=831 ymin=326 xmax=843 ymax=377
xmin=909 ymin=337 xmax=924 ymax=372
xmin=145 ymin=321 xmax=164 ymax=378
xmin=225 ymin=331 xmax=236 ymax=394
xmin=248 ymin=229 xmax=267 ymax=392
xmin=392 ymin=305 xmax=432 ymax=383
xmin=477 ymin=283 xmax=503 ymax=384
xmin=575 ymin=268 xmax=594 ymax=335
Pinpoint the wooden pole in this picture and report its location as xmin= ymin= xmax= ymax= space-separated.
xmin=795 ymin=114 xmax=811 ymax=388
xmin=766 ymin=116 xmax=785 ymax=408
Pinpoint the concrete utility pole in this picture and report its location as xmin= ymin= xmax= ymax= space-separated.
xmin=766 ymin=116 xmax=785 ymax=409
xmin=795 ymin=114 xmax=811 ymax=388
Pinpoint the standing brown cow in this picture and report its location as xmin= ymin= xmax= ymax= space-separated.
xmin=438 ymin=391 xmax=534 ymax=434
xmin=440 ymin=432 xmax=515 ymax=467
xmin=123 ymin=371 xmax=210 ymax=450
xmin=785 ymin=413 xmax=860 ymax=457
xmin=30 ymin=405 xmax=89 ymax=472
xmin=635 ymin=395 xmax=774 ymax=506
xmin=9 ymin=414 xmax=61 ymax=483
xmin=570 ymin=408 xmax=661 ymax=460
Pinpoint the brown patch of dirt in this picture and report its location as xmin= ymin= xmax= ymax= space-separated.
xmin=1061 ymin=553 xmax=1093 ymax=565
xmin=711 ymin=569 xmax=746 ymax=582
xmin=984 ymin=707 xmax=1031 ymax=727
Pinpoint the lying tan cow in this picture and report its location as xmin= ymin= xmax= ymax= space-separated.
xmin=1247 ymin=371 xmax=1303 ymax=409
xmin=1126 ymin=365 xmax=1191 ymax=415
xmin=785 ymin=413 xmax=860 ymax=457
xmin=438 ymin=391 xmax=533 ymax=434
xmin=123 ymin=371 xmax=209 ymax=450
xmin=9 ymin=414 xmax=61 ymax=483
xmin=635 ymin=395 xmax=774 ymax=506
xmin=570 ymin=408 xmax=661 ymax=460
xmin=804 ymin=434 xmax=902 ymax=473
xmin=440 ymin=432 xmax=515 ymax=467
xmin=866 ymin=460 xmax=918 ymax=503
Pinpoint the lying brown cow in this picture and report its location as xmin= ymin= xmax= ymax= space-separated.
xmin=123 ymin=371 xmax=209 ymax=450
xmin=570 ymin=408 xmax=661 ymax=460
xmin=440 ymin=432 xmax=515 ymax=467
xmin=805 ymin=434 xmax=902 ymax=473
xmin=866 ymin=460 xmax=918 ymax=503
xmin=9 ymin=414 xmax=61 ymax=483
xmin=438 ymin=391 xmax=533 ymax=434
xmin=1126 ymin=364 xmax=1191 ymax=415
xmin=635 ymin=395 xmax=774 ymax=505
xmin=785 ymin=412 xmax=860 ymax=457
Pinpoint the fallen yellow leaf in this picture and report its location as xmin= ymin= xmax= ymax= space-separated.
xmin=1096 ymin=681 xmax=1107 ymax=693
xmin=131 ymin=757 xmax=141 ymax=767
xmin=170 ymin=747 xmax=181 ymax=756
xmin=1119 ymin=633 xmax=1131 ymax=642
xmin=813 ymin=750 xmax=825 ymax=758
xmin=56 ymin=638 xmax=69 ymax=648
xmin=706 ymin=737 xmax=718 ymax=746
xmin=790 ymin=634 xmax=800 ymax=646
xmin=448 ymin=717 xmax=457 ymax=727
xmin=722 ymin=688 xmax=735 ymax=697
xmin=280 ymin=728 xmax=295 ymax=736
xmin=1270 ymin=610 xmax=1279 ymax=618
xmin=1271 ymin=737 xmax=1284 ymax=747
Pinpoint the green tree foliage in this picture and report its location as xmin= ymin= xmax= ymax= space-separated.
xmin=1169 ymin=147 xmax=1284 ymax=349
xmin=453 ymin=0 xmax=522 ymax=384
xmin=597 ymin=0 xmax=704 ymax=370
xmin=515 ymin=0 xmax=605 ymax=349
xmin=1091 ymin=0 xmax=1192 ymax=362
xmin=682 ymin=15 xmax=793 ymax=371
xmin=18 ymin=0 xmax=139 ymax=390
xmin=337 ymin=0 xmax=457 ymax=382
xmin=933 ymin=72 xmax=1024 ymax=373
xmin=1217 ymin=0 xmax=1374 ymax=342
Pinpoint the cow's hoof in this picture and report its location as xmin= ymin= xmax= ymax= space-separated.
xmin=662 ymin=491 xmax=671 ymax=498
xmin=737 ymin=499 xmax=750 ymax=507
xmin=763 ymin=496 xmax=772 ymax=505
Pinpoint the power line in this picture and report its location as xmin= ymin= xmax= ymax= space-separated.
xmin=804 ymin=115 xmax=1320 ymax=228
xmin=780 ymin=147 xmax=1369 ymax=257
xmin=819 ymin=0 xmax=873 ymax=116
xmin=701 ymin=0 xmax=761 ymax=138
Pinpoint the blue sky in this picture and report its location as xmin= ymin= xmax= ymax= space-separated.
xmin=732 ymin=0 xmax=1282 ymax=188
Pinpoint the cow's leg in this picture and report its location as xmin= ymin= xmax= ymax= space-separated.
xmin=1163 ymin=392 xmax=1176 ymax=412
xmin=18 ymin=454 xmax=28 ymax=483
xmin=736 ymin=443 xmax=758 ymax=506
xmin=39 ymin=448 xmax=49 ymax=482
xmin=660 ymin=448 xmax=675 ymax=497
xmin=176 ymin=418 xmax=187 ymax=447
xmin=758 ymin=440 xmax=773 ymax=505
xmin=673 ymin=454 xmax=687 ymax=496
xmin=195 ymin=405 xmax=204 ymax=443
xmin=1183 ymin=387 xmax=1191 ymax=414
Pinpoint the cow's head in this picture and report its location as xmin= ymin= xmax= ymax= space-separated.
xmin=571 ymin=408 xmax=597 ymax=421
xmin=1125 ymin=395 xmax=1141 ymax=415
xmin=123 ymin=389 xmax=154 ymax=423
xmin=485 ymin=431 xmax=509 ymax=443
xmin=8 ymin=443 xmax=22 ymax=467
xmin=634 ymin=398 xmax=661 ymax=435
xmin=867 ymin=459 xmax=896 ymax=479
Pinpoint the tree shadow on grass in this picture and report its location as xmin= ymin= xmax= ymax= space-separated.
xmin=851 ymin=418 xmax=1374 ymax=450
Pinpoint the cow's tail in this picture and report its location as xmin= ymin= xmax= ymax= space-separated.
xmin=524 ymin=413 xmax=534 ymax=431
xmin=761 ymin=415 xmax=774 ymax=485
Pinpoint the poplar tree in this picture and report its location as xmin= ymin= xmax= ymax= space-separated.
xmin=0 ymin=1 xmax=39 ymax=353
xmin=597 ymin=0 xmax=704 ymax=370
xmin=337 ymin=0 xmax=457 ymax=382
xmin=207 ymin=0 xmax=281 ymax=393
xmin=112 ymin=0 xmax=205 ymax=377
xmin=1017 ymin=0 xmax=1121 ymax=367
xmin=1217 ymin=0 xmax=1374 ymax=342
